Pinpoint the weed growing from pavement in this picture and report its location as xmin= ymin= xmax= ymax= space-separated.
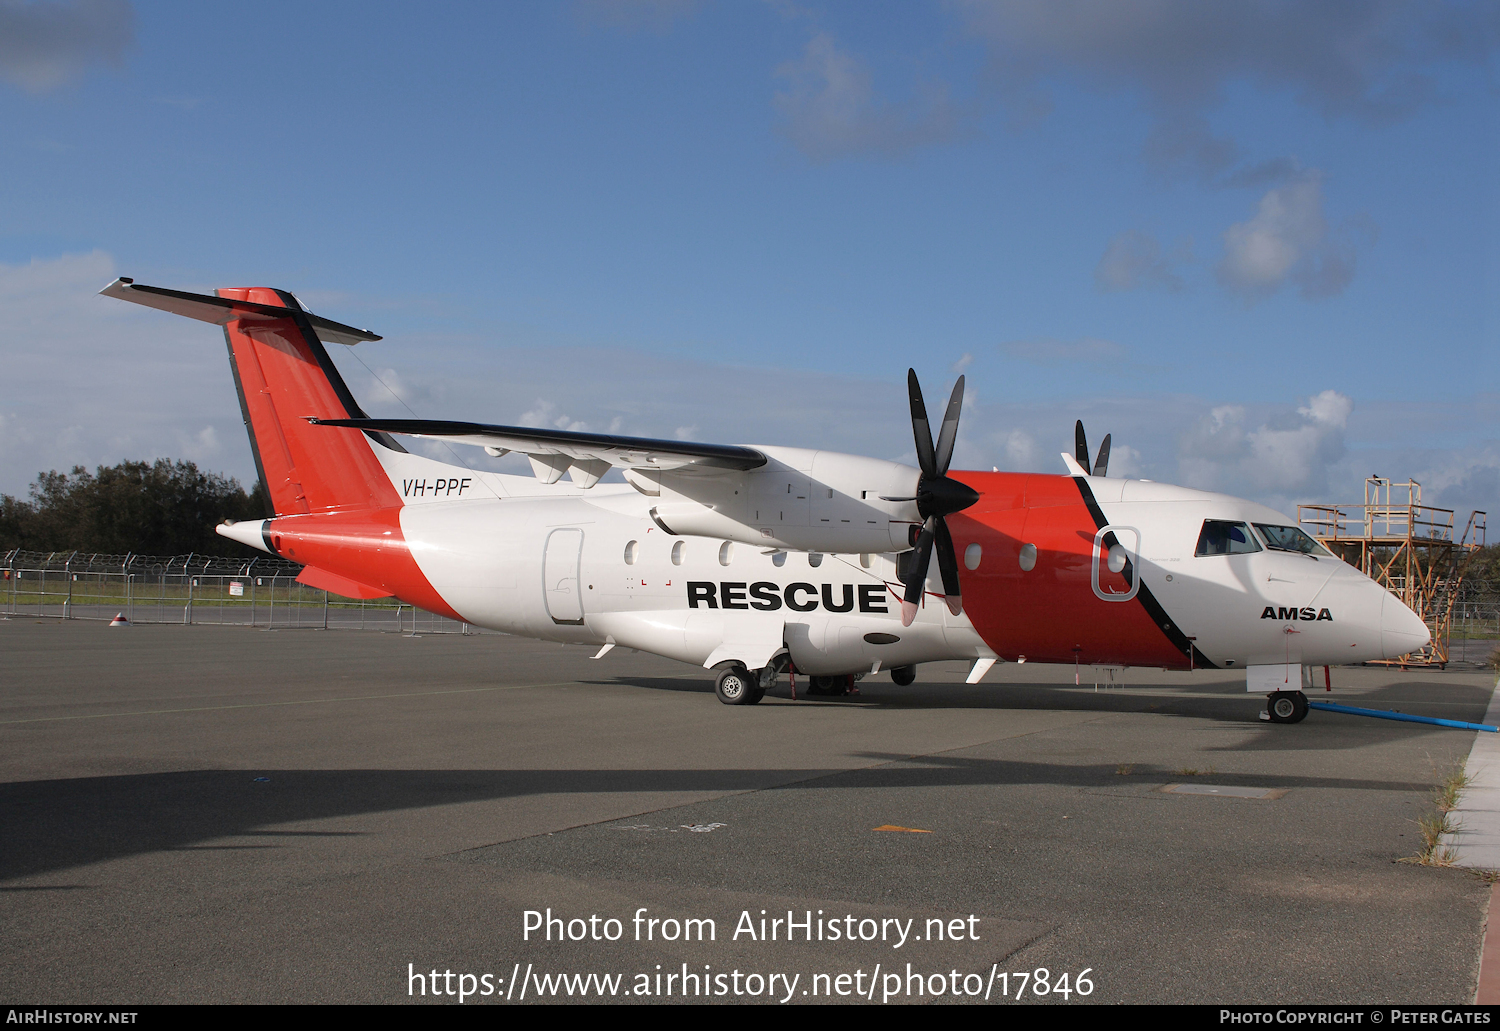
xmin=1173 ymin=766 xmax=1217 ymax=777
xmin=1115 ymin=764 xmax=1134 ymax=776
xmin=1403 ymin=764 xmax=1470 ymax=867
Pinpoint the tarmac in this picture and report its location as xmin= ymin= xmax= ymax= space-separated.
xmin=0 ymin=617 xmax=1494 ymax=1005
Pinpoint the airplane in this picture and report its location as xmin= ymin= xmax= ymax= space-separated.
xmin=101 ymin=278 xmax=1431 ymax=725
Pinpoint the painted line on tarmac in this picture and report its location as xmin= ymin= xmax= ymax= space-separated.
xmin=0 ymin=681 xmax=586 ymax=725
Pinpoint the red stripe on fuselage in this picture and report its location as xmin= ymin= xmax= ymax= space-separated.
xmin=948 ymin=471 xmax=1189 ymax=668
xmin=264 ymin=507 xmax=463 ymax=622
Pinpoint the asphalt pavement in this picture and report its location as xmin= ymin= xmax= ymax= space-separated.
xmin=0 ymin=617 xmax=1492 ymax=1004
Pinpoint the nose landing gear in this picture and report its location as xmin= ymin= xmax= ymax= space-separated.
xmin=1264 ymin=691 xmax=1310 ymax=724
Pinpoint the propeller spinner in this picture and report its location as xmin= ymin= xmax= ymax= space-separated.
xmin=890 ymin=370 xmax=980 ymax=627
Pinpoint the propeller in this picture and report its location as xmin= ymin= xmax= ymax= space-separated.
xmin=1074 ymin=420 xmax=1111 ymax=477
xmin=885 ymin=370 xmax=980 ymax=627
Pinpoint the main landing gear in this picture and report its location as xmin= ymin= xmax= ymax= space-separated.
xmin=715 ymin=665 xmax=765 ymax=706
xmin=1264 ymin=691 xmax=1309 ymax=724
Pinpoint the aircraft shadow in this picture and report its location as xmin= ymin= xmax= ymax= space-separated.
xmin=0 ymin=757 xmax=1440 ymax=882
xmin=589 ymin=674 xmax=1495 ymax=743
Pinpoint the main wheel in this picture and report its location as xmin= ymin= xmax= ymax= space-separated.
xmin=715 ymin=666 xmax=754 ymax=705
xmin=747 ymin=688 xmax=765 ymax=705
xmin=890 ymin=665 xmax=917 ymax=687
xmin=1266 ymin=691 xmax=1309 ymax=724
xmin=806 ymin=674 xmax=843 ymax=696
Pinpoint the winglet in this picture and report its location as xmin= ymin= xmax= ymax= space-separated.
xmin=1060 ymin=452 xmax=1088 ymax=477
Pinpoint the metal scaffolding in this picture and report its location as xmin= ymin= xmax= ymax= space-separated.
xmin=1298 ymin=477 xmax=1486 ymax=668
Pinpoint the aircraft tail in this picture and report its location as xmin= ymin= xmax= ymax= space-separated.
xmin=102 ymin=279 xmax=403 ymax=515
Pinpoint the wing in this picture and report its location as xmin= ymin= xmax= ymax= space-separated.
xmin=309 ymin=417 xmax=767 ymax=477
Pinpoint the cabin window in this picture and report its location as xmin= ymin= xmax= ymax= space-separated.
xmin=1018 ymin=543 xmax=1037 ymax=571
xmin=624 ymin=540 xmax=639 ymax=565
xmin=718 ymin=541 xmax=734 ymax=566
xmin=1195 ymin=520 xmax=1261 ymax=556
xmin=1253 ymin=523 xmax=1329 ymax=556
xmin=808 ymin=552 xmax=824 ymax=568
xmin=671 ymin=541 xmax=684 ymax=565
xmin=964 ymin=543 xmax=982 ymax=570
xmin=772 ymin=551 xmax=787 ymax=568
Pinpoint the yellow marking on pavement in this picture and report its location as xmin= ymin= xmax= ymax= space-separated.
xmin=873 ymin=825 xmax=932 ymax=833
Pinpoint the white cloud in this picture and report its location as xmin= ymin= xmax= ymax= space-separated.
xmin=1178 ymin=390 xmax=1353 ymax=498
xmin=1095 ymin=230 xmax=1189 ymax=292
xmin=518 ymin=398 xmax=590 ymax=433
xmin=0 ymin=0 xmax=133 ymax=94
xmin=0 ymin=251 xmax=253 ymax=496
xmin=773 ymin=33 xmax=964 ymax=161
xmin=1001 ymin=428 xmax=1038 ymax=469
xmin=1298 ymin=389 xmax=1353 ymax=428
xmin=1216 ymin=173 xmax=1360 ymax=300
xmin=1106 ymin=443 xmax=1142 ymax=477
xmin=951 ymin=352 xmax=974 ymax=373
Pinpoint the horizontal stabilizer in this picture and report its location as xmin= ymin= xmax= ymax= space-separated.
xmin=100 ymin=278 xmax=381 ymax=346
xmin=309 ymin=418 xmax=767 ymax=473
xmin=296 ymin=565 xmax=392 ymax=600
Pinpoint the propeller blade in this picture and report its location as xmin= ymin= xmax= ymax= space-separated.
xmin=1075 ymin=420 xmax=1090 ymax=469
xmin=908 ymin=369 xmax=936 ymax=476
xmin=901 ymin=520 xmax=935 ymax=626
xmin=933 ymin=375 xmax=964 ymax=475
xmin=933 ymin=516 xmax=963 ymax=616
xmin=1093 ymin=433 xmax=1111 ymax=477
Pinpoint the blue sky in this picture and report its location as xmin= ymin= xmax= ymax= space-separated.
xmin=1 ymin=0 xmax=1497 ymax=522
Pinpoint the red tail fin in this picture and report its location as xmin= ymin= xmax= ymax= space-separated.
xmin=217 ymin=288 xmax=400 ymax=514
xmin=101 ymin=279 xmax=403 ymax=515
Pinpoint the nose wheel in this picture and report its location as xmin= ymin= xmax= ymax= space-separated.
xmin=1265 ymin=691 xmax=1309 ymax=724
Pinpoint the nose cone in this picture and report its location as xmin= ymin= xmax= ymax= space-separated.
xmin=1380 ymin=592 xmax=1431 ymax=659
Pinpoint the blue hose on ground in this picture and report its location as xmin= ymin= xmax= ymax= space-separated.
xmin=1307 ymin=700 xmax=1497 ymax=733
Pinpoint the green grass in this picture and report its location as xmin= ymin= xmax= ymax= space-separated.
xmin=1402 ymin=765 xmax=1470 ymax=867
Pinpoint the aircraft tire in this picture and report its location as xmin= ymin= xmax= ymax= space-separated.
xmin=715 ymin=666 xmax=754 ymax=705
xmin=890 ymin=665 xmax=917 ymax=687
xmin=747 ymin=688 xmax=765 ymax=705
xmin=807 ymin=675 xmax=842 ymax=696
xmin=1267 ymin=691 xmax=1309 ymax=724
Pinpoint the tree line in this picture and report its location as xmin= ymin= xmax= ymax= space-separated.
xmin=0 ymin=459 xmax=269 ymax=557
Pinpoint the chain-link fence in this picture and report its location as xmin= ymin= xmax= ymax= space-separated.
xmin=0 ymin=550 xmax=482 ymax=634
xmin=1452 ymin=578 xmax=1500 ymax=639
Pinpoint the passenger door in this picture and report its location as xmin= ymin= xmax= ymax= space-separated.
xmin=543 ymin=528 xmax=585 ymax=625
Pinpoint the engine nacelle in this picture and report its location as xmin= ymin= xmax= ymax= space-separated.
xmin=628 ymin=446 xmax=921 ymax=554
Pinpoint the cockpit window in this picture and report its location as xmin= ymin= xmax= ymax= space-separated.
xmin=1253 ymin=523 xmax=1330 ymax=556
xmin=1195 ymin=520 xmax=1262 ymax=556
